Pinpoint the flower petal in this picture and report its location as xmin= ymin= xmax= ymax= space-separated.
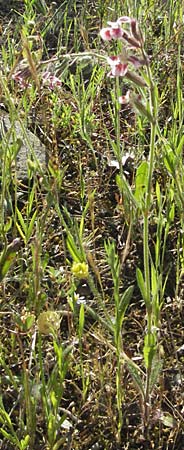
xmin=107 ymin=55 xmax=120 ymax=66
xmin=107 ymin=21 xmax=120 ymax=27
xmin=110 ymin=27 xmax=123 ymax=39
xmin=100 ymin=27 xmax=112 ymax=41
xmin=111 ymin=62 xmax=128 ymax=76
xmin=118 ymin=16 xmax=133 ymax=24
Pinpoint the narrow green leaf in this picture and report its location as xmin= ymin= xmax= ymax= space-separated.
xmin=116 ymin=174 xmax=138 ymax=209
xmin=126 ymin=359 xmax=145 ymax=399
xmin=176 ymin=134 xmax=184 ymax=156
xmin=169 ymin=202 xmax=175 ymax=221
xmin=62 ymin=343 xmax=74 ymax=360
xmin=0 ymin=239 xmax=21 ymax=282
xmin=4 ymin=217 xmax=12 ymax=233
xmin=79 ymin=303 xmax=85 ymax=338
xmin=160 ymin=413 xmax=177 ymax=428
xmin=20 ymin=435 xmax=30 ymax=450
xmin=27 ymin=210 xmax=37 ymax=241
xmin=84 ymin=304 xmax=114 ymax=333
xmin=131 ymin=95 xmax=154 ymax=122
xmin=136 ymin=268 xmax=147 ymax=305
xmin=66 ymin=233 xmax=83 ymax=263
xmin=149 ymin=356 xmax=162 ymax=394
xmin=27 ymin=185 xmax=35 ymax=216
xmin=134 ymin=161 xmax=148 ymax=204
xmin=0 ymin=429 xmax=18 ymax=445
xmin=163 ymin=148 xmax=175 ymax=174
xmin=16 ymin=221 xmax=26 ymax=242
xmin=16 ymin=207 xmax=27 ymax=234
xmin=118 ymin=285 xmax=134 ymax=324
xmin=156 ymin=181 xmax=161 ymax=206
xmin=143 ymin=333 xmax=157 ymax=369
xmin=79 ymin=215 xmax=84 ymax=239
xmin=24 ymin=314 xmax=35 ymax=331
xmin=151 ymin=261 xmax=157 ymax=297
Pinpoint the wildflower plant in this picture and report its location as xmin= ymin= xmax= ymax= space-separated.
xmin=100 ymin=16 xmax=154 ymax=118
xmin=100 ymin=16 xmax=159 ymax=436
xmin=1 ymin=2 xmax=183 ymax=449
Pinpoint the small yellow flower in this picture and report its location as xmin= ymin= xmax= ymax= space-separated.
xmin=71 ymin=261 xmax=88 ymax=279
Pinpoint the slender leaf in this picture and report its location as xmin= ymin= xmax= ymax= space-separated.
xmin=116 ymin=174 xmax=138 ymax=209
xmin=149 ymin=356 xmax=162 ymax=394
xmin=16 ymin=207 xmax=27 ymax=234
xmin=0 ymin=239 xmax=21 ymax=281
xmin=27 ymin=210 xmax=37 ymax=241
xmin=143 ymin=333 xmax=157 ymax=369
xmin=118 ymin=285 xmax=134 ymax=324
xmin=66 ymin=233 xmax=83 ymax=263
xmin=0 ymin=429 xmax=18 ymax=446
xmin=126 ymin=359 xmax=145 ymax=399
xmin=136 ymin=267 xmax=147 ymax=305
xmin=134 ymin=161 xmax=149 ymax=204
xmin=79 ymin=304 xmax=85 ymax=339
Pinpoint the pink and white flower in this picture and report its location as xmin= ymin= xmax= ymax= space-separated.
xmin=107 ymin=55 xmax=128 ymax=77
xmin=12 ymin=67 xmax=31 ymax=89
xmin=119 ymin=90 xmax=131 ymax=104
xmin=100 ymin=16 xmax=143 ymax=48
xmin=99 ymin=27 xmax=112 ymax=41
xmin=42 ymin=71 xmax=62 ymax=89
xmin=110 ymin=62 xmax=128 ymax=77
xmin=110 ymin=27 xmax=123 ymax=39
xmin=100 ymin=21 xmax=123 ymax=41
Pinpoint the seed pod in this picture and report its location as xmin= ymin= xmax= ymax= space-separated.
xmin=125 ymin=70 xmax=147 ymax=87
xmin=130 ymin=19 xmax=144 ymax=45
xmin=122 ymin=30 xmax=141 ymax=48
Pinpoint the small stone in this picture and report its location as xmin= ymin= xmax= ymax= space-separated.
xmin=0 ymin=111 xmax=47 ymax=179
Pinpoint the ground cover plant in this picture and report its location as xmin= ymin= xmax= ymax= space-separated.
xmin=0 ymin=0 xmax=184 ymax=449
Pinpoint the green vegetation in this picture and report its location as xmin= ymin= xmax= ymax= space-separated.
xmin=0 ymin=1 xmax=183 ymax=449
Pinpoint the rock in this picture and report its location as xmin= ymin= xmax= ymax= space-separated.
xmin=0 ymin=111 xmax=47 ymax=179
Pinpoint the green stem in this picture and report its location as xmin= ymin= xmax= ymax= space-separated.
xmin=115 ymin=76 xmax=121 ymax=166
xmin=142 ymin=55 xmax=158 ymax=434
xmin=144 ymin=365 xmax=151 ymax=437
xmin=142 ymin=47 xmax=157 ymax=320
xmin=144 ymin=120 xmax=157 ymax=311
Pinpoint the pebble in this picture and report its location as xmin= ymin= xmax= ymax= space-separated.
xmin=0 ymin=111 xmax=46 ymax=179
